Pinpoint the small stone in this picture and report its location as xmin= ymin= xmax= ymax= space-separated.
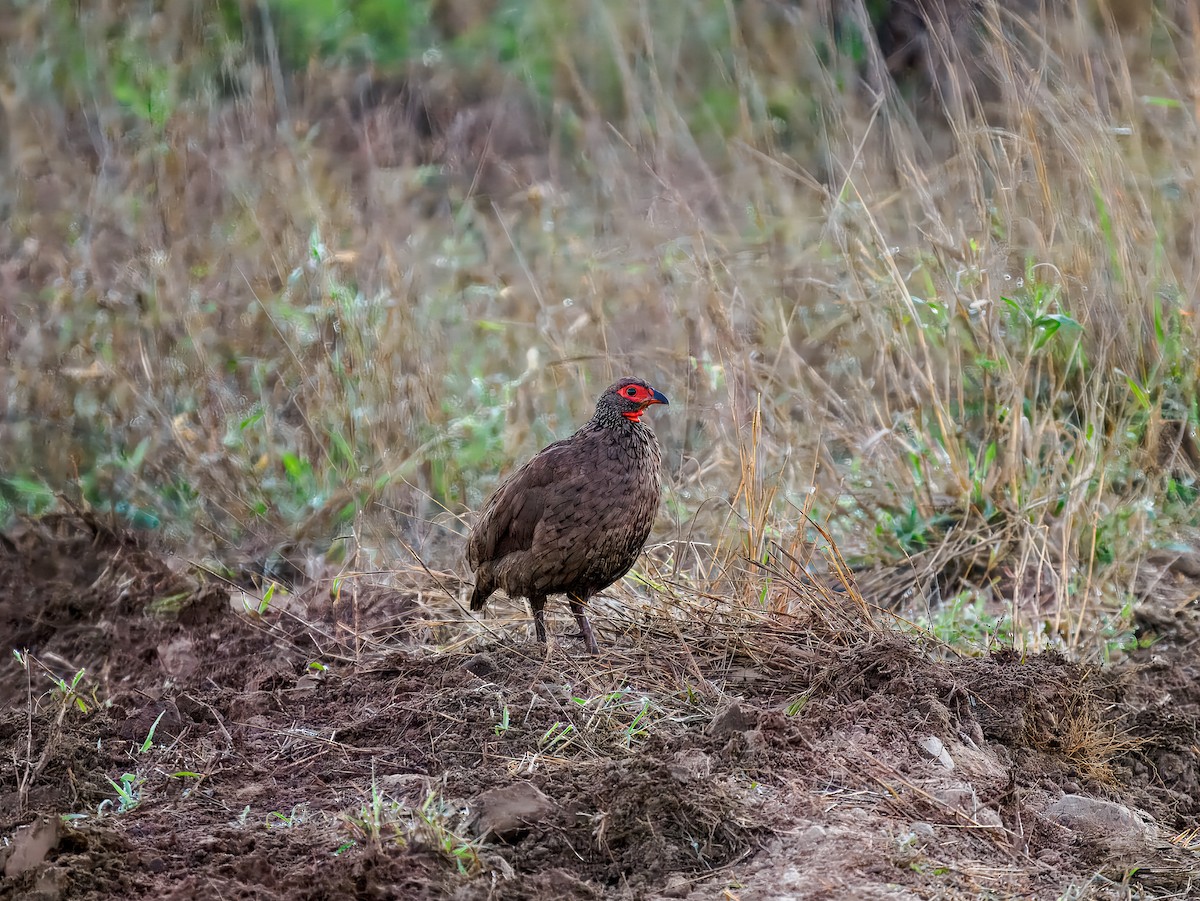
xmin=930 ymin=782 xmax=1007 ymax=831
xmin=975 ymin=806 xmax=1005 ymax=830
xmin=1037 ymin=848 xmax=1062 ymax=866
xmin=949 ymin=741 xmax=1008 ymax=784
xmin=667 ymin=749 xmax=712 ymax=783
xmin=707 ymin=702 xmax=755 ymax=736
xmin=660 ymin=874 xmax=692 ymax=898
xmin=917 ymin=735 xmax=955 ymax=770
xmin=743 ymin=728 xmax=768 ymax=754
xmin=471 ymin=781 xmax=558 ymax=842
xmin=1043 ymin=794 xmax=1152 ymax=848
xmin=33 ymin=865 xmax=69 ymax=900
xmin=794 ymin=824 xmax=828 ymax=849
xmin=909 ymin=822 xmax=936 ymax=840
xmin=378 ymin=773 xmax=431 ymax=803
xmin=934 ymin=784 xmax=979 ymax=814
xmin=2 ymin=816 xmax=61 ymax=878
xmin=1157 ymin=753 xmax=1186 ymax=782
xmin=156 ymin=637 xmax=198 ymax=679
xmin=293 ymin=674 xmax=320 ymax=694
xmin=463 ymin=653 xmax=498 ymax=679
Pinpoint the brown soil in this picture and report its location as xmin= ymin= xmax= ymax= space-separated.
xmin=2 ymin=514 xmax=1200 ymax=900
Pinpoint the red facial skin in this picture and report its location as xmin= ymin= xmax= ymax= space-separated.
xmin=618 ymin=383 xmax=669 ymax=422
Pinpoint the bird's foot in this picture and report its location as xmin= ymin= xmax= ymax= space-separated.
xmin=571 ymin=626 xmax=601 ymax=656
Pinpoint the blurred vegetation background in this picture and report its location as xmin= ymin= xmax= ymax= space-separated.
xmin=2 ymin=0 xmax=1198 ymax=656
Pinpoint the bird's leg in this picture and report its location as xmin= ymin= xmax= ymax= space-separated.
xmin=529 ymin=595 xmax=548 ymax=645
xmin=569 ymin=594 xmax=601 ymax=656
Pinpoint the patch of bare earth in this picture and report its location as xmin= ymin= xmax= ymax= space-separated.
xmin=2 ymin=515 xmax=1200 ymax=900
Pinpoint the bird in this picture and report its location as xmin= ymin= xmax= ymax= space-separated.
xmin=467 ymin=376 xmax=669 ymax=654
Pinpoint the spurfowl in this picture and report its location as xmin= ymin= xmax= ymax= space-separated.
xmin=467 ymin=377 xmax=669 ymax=654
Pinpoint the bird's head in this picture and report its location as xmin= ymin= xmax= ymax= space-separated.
xmin=600 ymin=377 xmax=670 ymax=423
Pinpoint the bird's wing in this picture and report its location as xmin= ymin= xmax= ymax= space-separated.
xmin=467 ymin=439 xmax=587 ymax=568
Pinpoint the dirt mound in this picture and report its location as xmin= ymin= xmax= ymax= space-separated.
xmin=3 ymin=514 xmax=1200 ymax=900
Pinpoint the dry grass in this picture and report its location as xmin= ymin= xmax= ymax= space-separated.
xmin=2 ymin=0 xmax=1199 ymax=658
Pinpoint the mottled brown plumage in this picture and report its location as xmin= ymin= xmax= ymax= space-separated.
xmin=467 ymin=377 xmax=669 ymax=654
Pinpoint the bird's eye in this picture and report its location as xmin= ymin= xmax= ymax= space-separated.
xmin=626 ymin=387 xmax=638 ymax=397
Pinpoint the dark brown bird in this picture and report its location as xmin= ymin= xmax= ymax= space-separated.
xmin=467 ymin=377 xmax=669 ymax=654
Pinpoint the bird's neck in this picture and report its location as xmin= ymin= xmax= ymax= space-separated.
xmin=589 ymin=408 xmax=648 ymax=433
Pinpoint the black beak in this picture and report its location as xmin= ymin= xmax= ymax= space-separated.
xmin=649 ymin=388 xmax=669 ymax=406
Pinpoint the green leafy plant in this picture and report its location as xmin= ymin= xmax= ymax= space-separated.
xmin=98 ymin=710 xmax=166 ymax=815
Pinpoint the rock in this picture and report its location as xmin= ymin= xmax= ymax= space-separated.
xmin=660 ymin=873 xmax=692 ymax=898
xmin=2 ymin=816 xmax=61 ymax=878
xmin=378 ymin=773 xmax=432 ymax=803
xmin=33 ymin=865 xmax=69 ymax=899
xmin=1037 ymin=848 xmax=1063 ymax=866
xmin=1043 ymin=794 xmax=1152 ymax=848
xmin=667 ymin=749 xmax=712 ymax=783
xmin=947 ymin=740 xmax=1009 ymax=784
xmin=934 ymin=784 xmax=979 ymax=814
xmin=908 ymin=821 xmax=936 ymax=840
xmin=742 ymin=728 xmax=769 ymax=754
xmin=1156 ymin=752 xmax=1187 ymax=782
xmin=975 ymin=806 xmax=1005 ymax=830
xmin=471 ymin=781 xmax=557 ymax=842
xmin=156 ymin=637 xmax=198 ymax=679
xmin=934 ymin=783 xmax=1004 ymax=831
xmin=293 ymin=673 xmax=320 ymax=695
xmin=117 ymin=704 xmax=182 ymax=744
xmin=707 ymin=702 xmax=756 ymax=736
xmin=917 ymin=735 xmax=954 ymax=770
xmin=794 ymin=824 xmax=828 ymax=850
xmin=462 ymin=653 xmax=498 ymax=679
